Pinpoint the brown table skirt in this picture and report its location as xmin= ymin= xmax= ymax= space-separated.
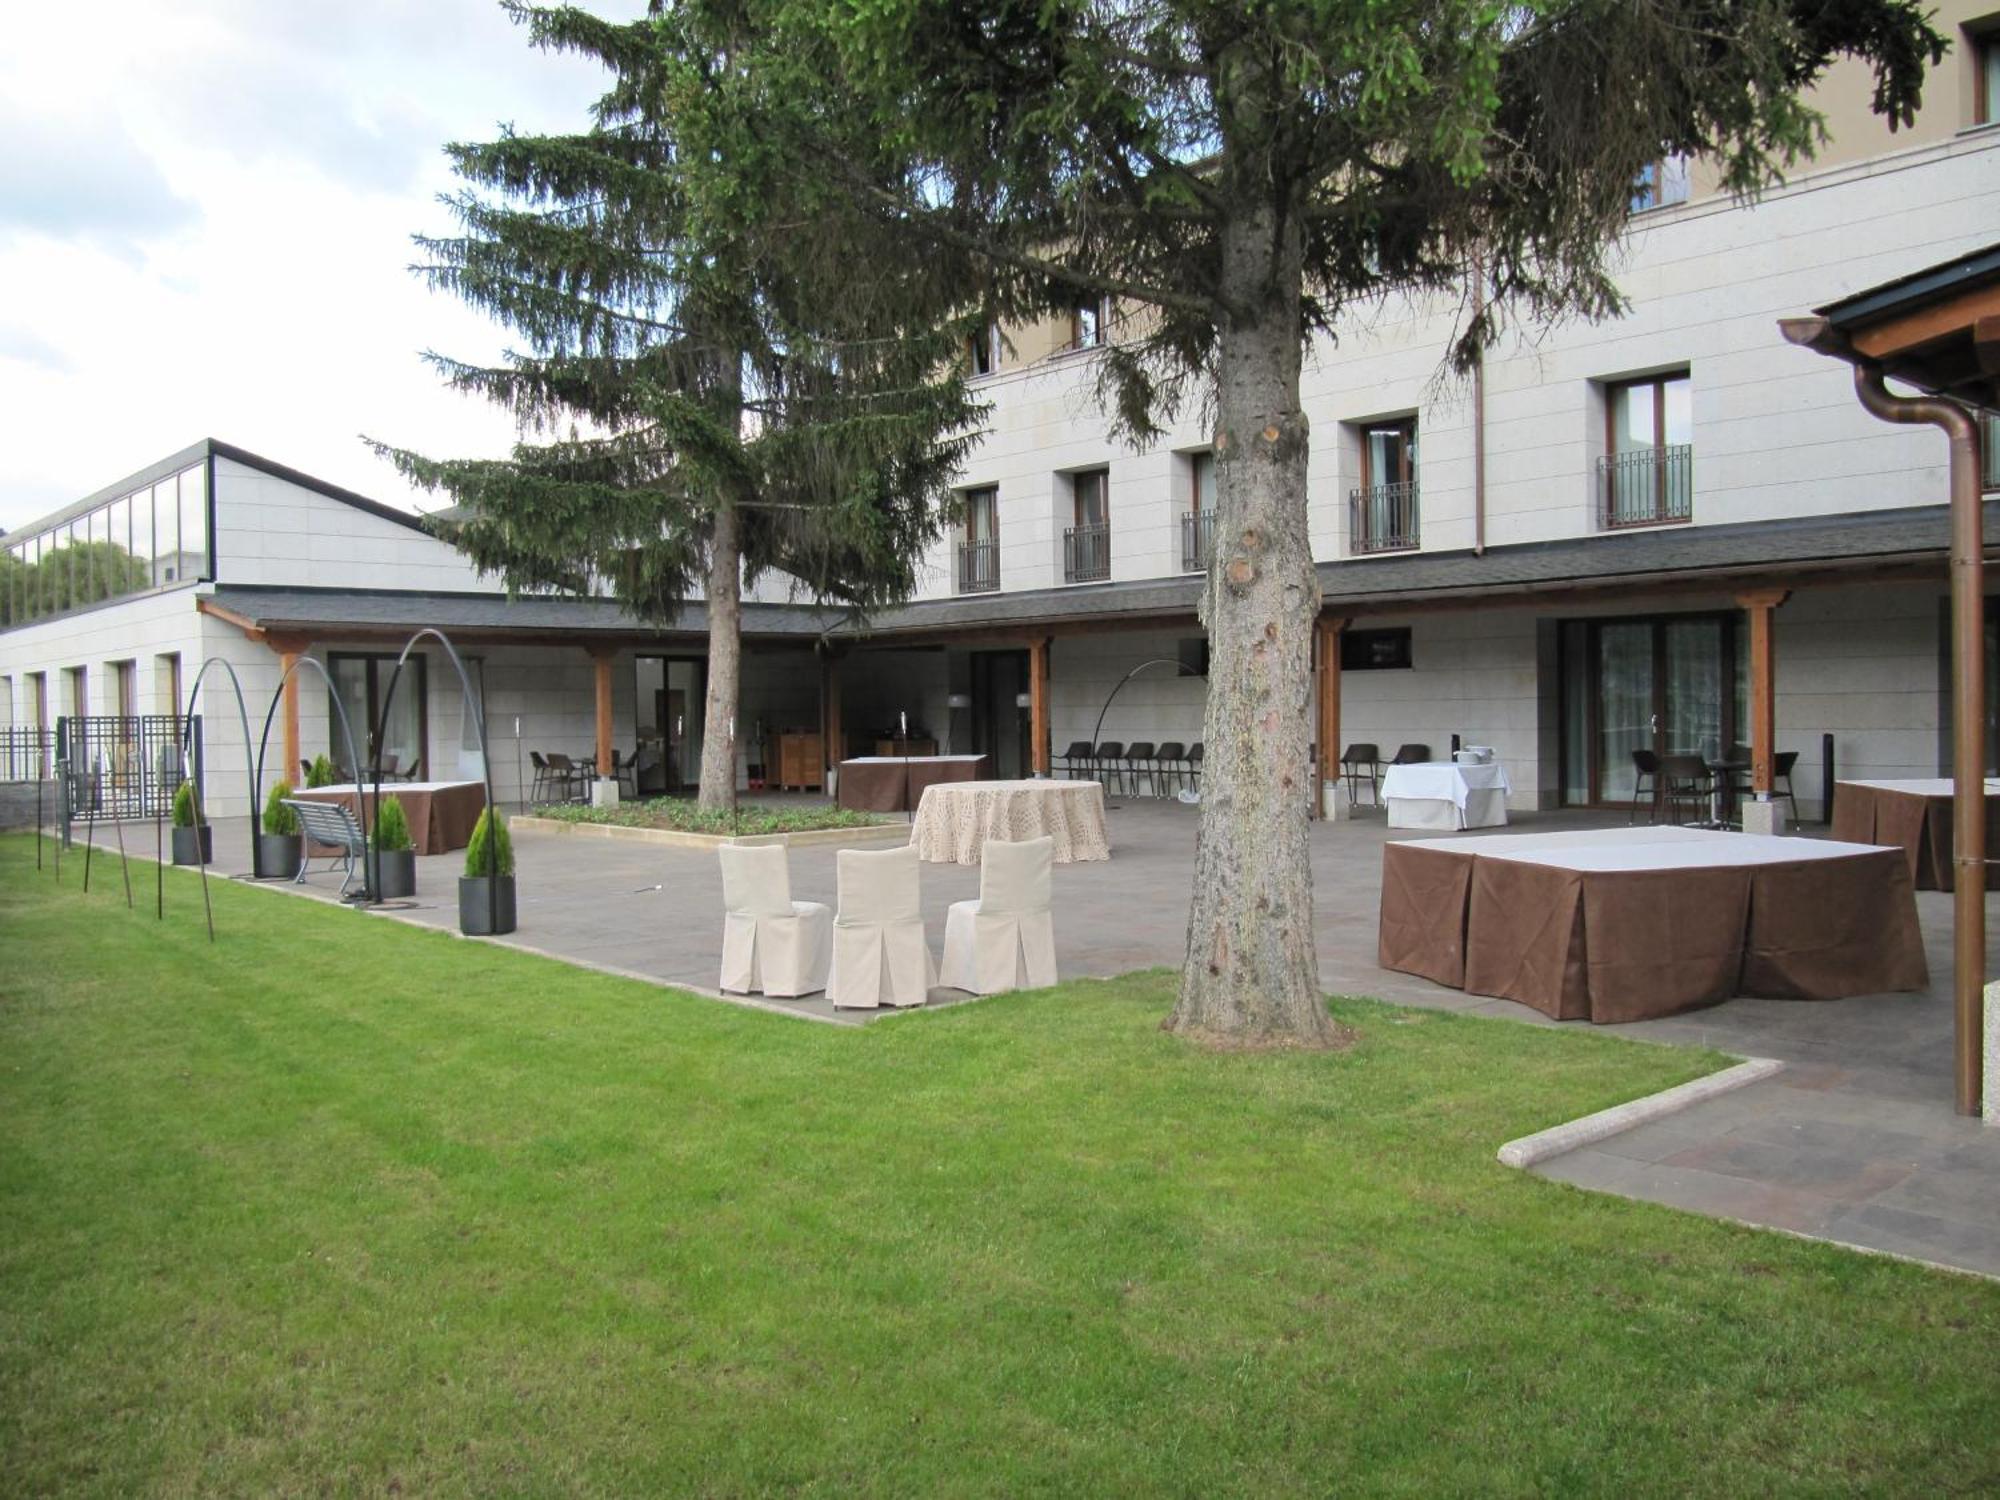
xmin=837 ymin=756 xmax=989 ymax=813
xmin=1380 ymin=841 xmax=1926 ymax=1023
xmin=295 ymin=783 xmax=487 ymax=857
xmin=1831 ymin=782 xmax=2000 ymax=892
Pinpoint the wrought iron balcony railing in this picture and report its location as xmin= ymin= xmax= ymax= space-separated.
xmin=957 ymin=539 xmax=999 ymax=594
xmin=1063 ymin=522 xmax=1111 ymax=583
xmin=1598 ymin=444 xmax=1693 ymax=528
xmin=1180 ymin=510 xmax=1216 ymax=572
xmin=1348 ymin=480 xmax=1420 ymax=554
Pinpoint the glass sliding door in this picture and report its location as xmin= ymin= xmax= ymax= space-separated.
xmin=329 ymin=653 xmax=428 ymax=780
xmin=1565 ymin=611 xmax=1739 ymax=807
xmin=1662 ymin=617 xmax=1725 ymax=759
xmin=1595 ymin=621 xmax=1654 ymax=802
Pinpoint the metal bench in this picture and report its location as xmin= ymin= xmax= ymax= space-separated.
xmin=283 ymin=798 xmax=366 ymax=896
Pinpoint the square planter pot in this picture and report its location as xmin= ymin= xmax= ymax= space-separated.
xmin=459 ymin=875 xmax=517 ymax=936
xmin=366 ymin=848 xmax=417 ymax=900
xmin=255 ymin=832 xmax=302 ymax=880
xmin=170 ymin=825 xmax=213 ymax=866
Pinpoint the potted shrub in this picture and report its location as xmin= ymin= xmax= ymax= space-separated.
xmin=256 ymin=780 xmax=303 ymax=880
xmin=169 ymin=781 xmax=211 ymax=866
xmin=305 ymin=753 xmax=338 ymax=789
xmin=459 ymin=808 xmax=516 ymax=936
xmin=367 ymin=793 xmax=417 ymax=900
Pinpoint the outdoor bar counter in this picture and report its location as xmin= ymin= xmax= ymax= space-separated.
xmin=1378 ymin=826 xmax=1926 ymax=1023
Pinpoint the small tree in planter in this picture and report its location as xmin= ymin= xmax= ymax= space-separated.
xmin=459 ymin=808 xmax=516 ymax=935
xmin=169 ymin=781 xmax=211 ymax=866
xmin=305 ymin=753 xmax=338 ymax=789
xmin=368 ymin=794 xmax=417 ymax=900
xmin=257 ymin=780 xmax=303 ymax=880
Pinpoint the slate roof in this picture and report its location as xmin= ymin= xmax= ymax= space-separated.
xmin=205 ymin=500 xmax=1992 ymax=644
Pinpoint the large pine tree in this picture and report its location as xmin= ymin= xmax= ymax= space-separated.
xmin=377 ymin=3 xmax=982 ymax=809
xmin=682 ymin=0 xmax=1943 ymax=1043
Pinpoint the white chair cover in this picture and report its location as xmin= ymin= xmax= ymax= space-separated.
xmin=718 ymin=844 xmax=831 ymax=998
xmin=940 ymin=835 xmax=1057 ymax=995
xmin=827 ymin=845 xmax=935 ymax=1009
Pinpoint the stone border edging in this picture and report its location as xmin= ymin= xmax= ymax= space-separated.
xmin=510 ymin=814 xmax=908 ymax=851
xmin=1496 ymin=1056 xmax=1785 ymax=1169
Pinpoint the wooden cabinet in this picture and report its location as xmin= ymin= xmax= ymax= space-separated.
xmin=774 ymin=732 xmax=824 ymax=792
xmin=872 ymin=738 xmax=938 ymax=758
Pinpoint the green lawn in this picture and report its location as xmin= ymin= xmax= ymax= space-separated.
xmin=2 ymin=837 xmax=1996 ymax=1496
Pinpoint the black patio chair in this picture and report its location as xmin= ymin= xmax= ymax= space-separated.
xmin=1094 ymin=741 xmax=1126 ymax=796
xmin=1188 ymin=741 xmax=1204 ymax=793
xmin=528 ymin=750 xmax=554 ymax=802
xmin=1155 ymin=741 xmax=1188 ymax=795
xmin=1630 ymin=748 xmax=1661 ymax=824
xmin=1056 ymin=740 xmax=1095 ymax=780
xmin=1390 ymin=743 xmax=1432 ymax=766
xmin=1774 ymin=749 xmax=1800 ymax=823
xmin=1340 ymin=742 xmax=1384 ymax=809
xmin=1124 ymin=741 xmax=1159 ymax=797
xmin=1658 ymin=753 xmax=1712 ymax=826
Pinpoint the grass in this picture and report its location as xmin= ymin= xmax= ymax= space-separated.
xmin=2 ymin=837 xmax=1997 ymax=1496
xmin=528 ymin=797 xmax=888 ymax=836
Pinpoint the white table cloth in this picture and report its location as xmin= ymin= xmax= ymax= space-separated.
xmin=1381 ymin=761 xmax=1511 ymax=830
xmin=911 ymin=779 xmax=1111 ymax=864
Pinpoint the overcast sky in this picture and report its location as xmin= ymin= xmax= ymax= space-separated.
xmin=0 ymin=0 xmax=646 ymax=532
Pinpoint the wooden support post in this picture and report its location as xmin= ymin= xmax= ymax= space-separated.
xmin=1737 ymin=590 xmax=1788 ymax=796
xmin=822 ymin=652 xmax=844 ymax=778
xmin=1029 ymin=637 xmax=1051 ymax=776
xmin=1315 ymin=617 xmax=1347 ymax=818
xmin=269 ymin=633 xmax=310 ymax=783
xmin=589 ymin=647 xmax=615 ymax=779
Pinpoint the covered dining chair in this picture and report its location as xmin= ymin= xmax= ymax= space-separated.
xmin=940 ymin=836 xmax=1057 ymax=996
xmin=827 ymin=845 xmax=935 ymax=1009
xmin=718 ymin=845 xmax=832 ymax=998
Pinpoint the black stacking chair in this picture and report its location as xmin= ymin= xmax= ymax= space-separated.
xmin=1390 ymin=743 xmax=1432 ymax=766
xmin=1773 ymin=750 xmax=1800 ymax=823
xmin=1056 ymin=740 xmax=1095 ymax=780
xmin=1155 ymin=741 xmax=1188 ymax=795
xmin=1629 ymin=748 xmax=1660 ymax=823
xmin=1188 ymin=741 xmax=1204 ymax=793
xmin=1124 ymin=741 xmax=1158 ymax=797
xmin=1094 ymin=741 xmax=1126 ymax=795
xmin=1658 ymin=753 xmax=1712 ymax=825
xmin=1340 ymin=742 xmax=1384 ymax=808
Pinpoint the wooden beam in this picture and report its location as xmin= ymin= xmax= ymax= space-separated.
xmin=588 ymin=647 xmax=615 ymax=779
xmin=1849 ymin=283 xmax=2000 ymax=362
xmin=267 ymin=633 xmax=312 ymax=784
xmin=1029 ymin=636 xmax=1051 ymax=775
xmin=1316 ymin=617 xmax=1348 ymax=817
xmin=1737 ymin=589 xmax=1789 ymax=795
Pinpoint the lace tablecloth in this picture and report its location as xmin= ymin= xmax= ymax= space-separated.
xmin=911 ymin=779 xmax=1111 ymax=864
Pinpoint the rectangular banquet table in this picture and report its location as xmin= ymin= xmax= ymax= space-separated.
xmin=836 ymin=754 xmax=989 ymax=813
xmin=1378 ymin=826 xmax=1926 ymax=1023
xmin=1829 ymin=778 xmax=2000 ymax=891
xmin=294 ymin=781 xmax=488 ymax=856
xmin=911 ymin=778 xmax=1110 ymax=864
xmin=1382 ymin=761 xmax=1510 ymax=830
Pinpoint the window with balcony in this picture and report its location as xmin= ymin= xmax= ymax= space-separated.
xmin=1181 ymin=451 xmax=1217 ymax=572
xmin=968 ymin=322 xmax=1002 ymax=377
xmin=1599 ymin=372 xmax=1692 ymax=527
xmin=957 ymin=486 xmax=999 ymax=593
xmin=1350 ymin=417 xmax=1420 ymax=554
xmin=1630 ymin=154 xmax=1691 ymax=212
xmin=1064 ymin=469 xmax=1110 ymax=583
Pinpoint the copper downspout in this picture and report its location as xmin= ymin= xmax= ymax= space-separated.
xmin=1852 ymin=365 xmax=1985 ymax=1117
xmin=1471 ymin=266 xmax=1487 ymax=555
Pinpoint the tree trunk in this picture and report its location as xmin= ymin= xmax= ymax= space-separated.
xmin=698 ymin=498 xmax=741 ymax=811
xmin=1168 ymin=188 xmax=1344 ymax=1049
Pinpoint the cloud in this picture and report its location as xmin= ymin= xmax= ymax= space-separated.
xmin=0 ymin=101 xmax=198 ymax=254
xmin=0 ymin=325 xmax=75 ymax=374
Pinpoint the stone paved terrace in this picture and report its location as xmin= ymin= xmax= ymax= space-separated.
xmin=62 ymin=794 xmax=2000 ymax=1279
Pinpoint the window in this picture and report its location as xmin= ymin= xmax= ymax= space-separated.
xmin=330 ymin=652 xmax=428 ymax=779
xmin=66 ymin=666 xmax=87 ymax=720
xmin=155 ymin=652 xmax=183 ymax=718
xmin=958 ymin=486 xmax=999 ymax=593
xmin=1182 ymin=451 xmax=1218 ymax=572
xmin=969 ymin=322 xmax=1002 ymax=377
xmin=110 ymin=660 xmax=136 ymax=719
xmin=1351 ymin=417 xmax=1420 ymax=553
xmin=1070 ymin=296 xmax=1110 ymax=350
xmin=1600 ymin=372 xmax=1693 ymax=527
xmin=1340 ymin=628 xmax=1413 ymax=671
xmin=1631 ymin=154 xmax=1691 ymax=212
xmin=1 ymin=457 xmax=207 ymax=630
xmin=1975 ymin=28 xmax=2000 ymax=126
xmin=1065 ymin=470 xmax=1110 ymax=583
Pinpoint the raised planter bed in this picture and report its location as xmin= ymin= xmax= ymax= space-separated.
xmin=511 ymin=814 xmax=909 ymax=852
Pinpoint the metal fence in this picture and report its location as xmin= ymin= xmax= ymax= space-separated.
xmin=1598 ymin=444 xmax=1694 ymax=528
xmin=0 ymin=726 xmax=53 ymax=782
xmin=1348 ymin=481 xmax=1421 ymax=554
xmin=55 ymin=715 xmax=200 ymax=820
xmin=957 ymin=539 xmax=999 ymax=593
xmin=1063 ymin=522 xmax=1111 ymax=583
xmin=1181 ymin=510 xmax=1216 ymax=572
